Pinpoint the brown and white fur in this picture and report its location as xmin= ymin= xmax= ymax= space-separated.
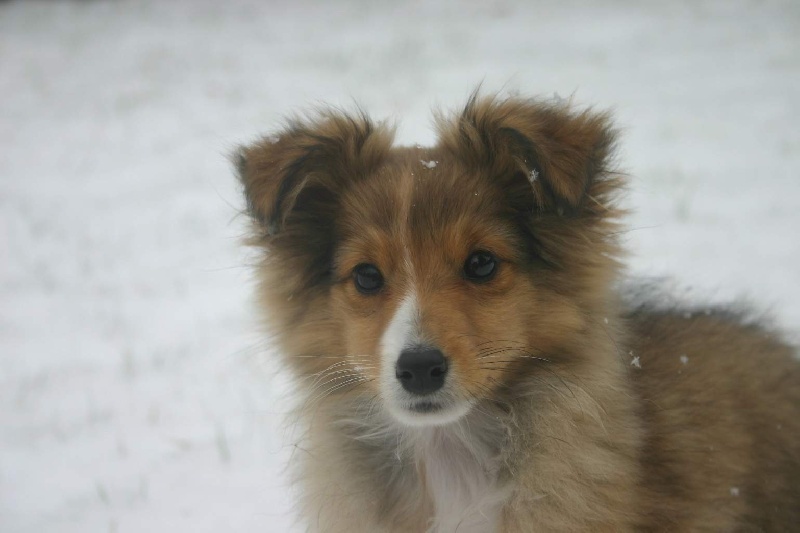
xmin=235 ymin=93 xmax=800 ymax=532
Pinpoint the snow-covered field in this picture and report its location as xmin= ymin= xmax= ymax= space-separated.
xmin=2 ymin=1 xmax=798 ymax=531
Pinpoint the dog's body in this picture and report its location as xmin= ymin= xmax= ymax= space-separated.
xmin=236 ymin=94 xmax=799 ymax=532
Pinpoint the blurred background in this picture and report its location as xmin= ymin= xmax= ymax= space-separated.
xmin=2 ymin=1 xmax=798 ymax=531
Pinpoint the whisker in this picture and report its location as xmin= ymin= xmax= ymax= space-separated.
xmin=290 ymin=354 xmax=374 ymax=360
xmin=472 ymin=346 xmax=579 ymax=402
xmin=301 ymin=377 xmax=371 ymax=412
xmin=305 ymin=367 xmax=368 ymax=389
xmin=478 ymin=352 xmax=553 ymax=364
xmin=304 ymin=359 xmax=363 ymax=384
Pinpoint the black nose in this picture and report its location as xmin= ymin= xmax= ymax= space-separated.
xmin=395 ymin=347 xmax=448 ymax=395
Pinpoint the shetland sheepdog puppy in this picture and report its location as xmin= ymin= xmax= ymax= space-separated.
xmin=235 ymin=93 xmax=799 ymax=532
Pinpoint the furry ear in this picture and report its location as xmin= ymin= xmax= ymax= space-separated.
xmin=235 ymin=110 xmax=394 ymax=290
xmin=436 ymin=93 xmax=619 ymax=216
xmin=235 ymin=109 xmax=394 ymax=237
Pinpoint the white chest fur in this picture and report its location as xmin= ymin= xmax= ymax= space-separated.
xmin=413 ymin=425 xmax=508 ymax=533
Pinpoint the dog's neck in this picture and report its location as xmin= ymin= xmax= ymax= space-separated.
xmin=339 ymin=401 xmax=511 ymax=532
xmin=410 ymin=415 xmax=510 ymax=532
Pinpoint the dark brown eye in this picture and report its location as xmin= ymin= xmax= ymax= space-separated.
xmin=353 ymin=264 xmax=384 ymax=294
xmin=463 ymin=251 xmax=497 ymax=282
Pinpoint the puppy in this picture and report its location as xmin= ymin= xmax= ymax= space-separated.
xmin=235 ymin=93 xmax=799 ymax=532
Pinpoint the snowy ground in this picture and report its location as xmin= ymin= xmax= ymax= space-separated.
xmin=2 ymin=1 xmax=798 ymax=532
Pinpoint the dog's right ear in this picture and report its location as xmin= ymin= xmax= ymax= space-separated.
xmin=234 ymin=110 xmax=394 ymax=238
xmin=235 ymin=110 xmax=393 ymax=290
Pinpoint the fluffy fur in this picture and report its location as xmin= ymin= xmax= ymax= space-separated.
xmin=235 ymin=93 xmax=800 ymax=532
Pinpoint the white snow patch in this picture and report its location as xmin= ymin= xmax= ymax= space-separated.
xmin=680 ymin=355 xmax=689 ymax=365
xmin=630 ymin=355 xmax=642 ymax=369
xmin=730 ymin=487 xmax=740 ymax=497
xmin=528 ymin=168 xmax=539 ymax=184
xmin=420 ymin=159 xmax=438 ymax=169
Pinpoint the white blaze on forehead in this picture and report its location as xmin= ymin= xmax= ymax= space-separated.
xmin=380 ymin=183 xmax=422 ymax=378
xmin=380 ymin=291 xmax=420 ymax=361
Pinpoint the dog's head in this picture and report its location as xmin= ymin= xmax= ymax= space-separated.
xmin=237 ymin=94 xmax=622 ymax=427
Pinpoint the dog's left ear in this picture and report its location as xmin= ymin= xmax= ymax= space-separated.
xmin=437 ymin=93 xmax=619 ymax=216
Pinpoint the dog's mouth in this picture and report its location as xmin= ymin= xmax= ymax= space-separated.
xmin=408 ymin=400 xmax=444 ymax=413
xmin=388 ymin=396 xmax=472 ymax=427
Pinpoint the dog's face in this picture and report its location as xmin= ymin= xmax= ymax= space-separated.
xmin=237 ymin=95 xmax=621 ymax=427
xmin=331 ymin=157 xmax=551 ymax=425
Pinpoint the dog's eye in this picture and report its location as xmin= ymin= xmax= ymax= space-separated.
xmin=353 ymin=264 xmax=384 ymax=294
xmin=463 ymin=251 xmax=497 ymax=282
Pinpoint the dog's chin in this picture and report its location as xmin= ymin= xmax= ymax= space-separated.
xmin=387 ymin=399 xmax=472 ymax=427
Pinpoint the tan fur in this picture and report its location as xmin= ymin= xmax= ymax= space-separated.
xmin=235 ymin=93 xmax=800 ymax=532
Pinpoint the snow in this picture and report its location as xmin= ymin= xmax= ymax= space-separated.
xmin=421 ymin=159 xmax=439 ymax=169
xmin=680 ymin=355 xmax=689 ymax=365
xmin=1 ymin=1 xmax=798 ymax=532
xmin=630 ymin=356 xmax=642 ymax=369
